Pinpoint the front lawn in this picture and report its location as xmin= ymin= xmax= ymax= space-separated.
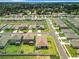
xmin=42 ymin=29 xmax=49 ymax=32
xmin=47 ymin=36 xmax=58 ymax=55
xmin=4 ymin=29 xmax=13 ymax=32
xmin=22 ymin=30 xmax=28 ymax=33
xmin=5 ymin=45 xmax=20 ymax=54
xmin=20 ymin=44 xmax=35 ymax=54
xmin=56 ymin=29 xmax=61 ymax=32
xmin=59 ymin=33 xmax=65 ymax=37
xmin=0 ymin=56 xmax=36 ymax=59
xmin=65 ymin=45 xmax=77 ymax=57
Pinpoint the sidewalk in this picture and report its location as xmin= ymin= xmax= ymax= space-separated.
xmin=68 ymin=57 xmax=79 ymax=59
xmin=13 ymin=30 xmax=17 ymax=33
xmin=0 ymin=30 xmax=4 ymax=33
xmin=28 ymin=30 xmax=32 ymax=33
xmin=61 ymin=42 xmax=70 ymax=45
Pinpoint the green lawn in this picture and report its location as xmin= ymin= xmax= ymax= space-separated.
xmin=21 ymin=44 xmax=35 ymax=54
xmin=5 ymin=45 xmax=20 ymax=54
xmin=4 ymin=29 xmax=13 ymax=32
xmin=0 ymin=56 xmax=36 ymax=59
xmin=42 ymin=29 xmax=49 ymax=32
xmin=4 ymin=43 xmax=35 ymax=54
xmin=32 ymin=29 xmax=37 ymax=32
xmin=56 ymin=29 xmax=61 ymax=32
xmin=65 ymin=45 xmax=77 ymax=57
xmin=50 ymin=55 xmax=60 ymax=59
xmin=59 ymin=33 xmax=65 ymax=37
xmin=46 ymin=36 xmax=58 ymax=55
xmin=38 ymin=49 xmax=49 ymax=54
xmin=21 ymin=30 xmax=28 ymax=33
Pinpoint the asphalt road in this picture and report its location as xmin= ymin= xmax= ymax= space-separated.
xmin=46 ymin=18 xmax=68 ymax=59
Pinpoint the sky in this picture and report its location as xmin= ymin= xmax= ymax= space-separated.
xmin=0 ymin=0 xmax=79 ymax=2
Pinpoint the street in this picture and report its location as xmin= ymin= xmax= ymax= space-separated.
xmin=46 ymin=18 xmax=68 ymax=59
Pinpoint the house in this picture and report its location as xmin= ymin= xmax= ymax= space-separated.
xmin=1 ymin=24 xmax=8 ymax=30
xmin=11 ymin=25 xmax=16 ymax=30
xmin=23 ymin=34 xmax=35 ymax=45
xmin=62 ymin=29 xmax=79 ymax=40
xmin=5 ymin=25 xmax=13 ymax=30
xmin=0 ymin=24 xmax=5 ymax=30
xmin=32 ymin=25 xmax=36 ymax=30
xmin=0 ymin=33 xmax=10 ymax=49
xmin=28 ymin=25 xmax=32 ymax=30
xmin=70 ymin=39 xmax=79 ymax=49
xmin=35 ymin=36 xmax=48 ymax=50
xmin=13 ymin=25 xmax=19 ymax=30
xmin=9 ymin=34 xmax=23 ymax=45
xmin=53 ymin=17 xmax=68 ymax=29
xmin=18 ymin=25 xmax=28 ymax=30
xmin=29 ymin=25 xmax=36 ymax=30
xmin=36 ymin=25 xmax=45 ymax=30
xmin=29 ymin=25 xmax=45 ymax=30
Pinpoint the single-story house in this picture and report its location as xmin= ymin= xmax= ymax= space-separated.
xmin=18 ymin=25 xmax=28 ymax=30
xmin=13 ymin=25 xmax=19 ymax=30
xmin=0 ymin=24 xmax=6 ymax=30
xmin=36 ymin=25 xmax=45 ymax=30
xmin=35 ymin=36 xmax=48 ymax=50
xmin=9 ymin=34 xmax=23 ymax=45
xmin=29 ymin=25 xmax=45 ymax=30
xmin=62 ymin=29 xmax=79 ymax=40
xmin=0 ymin=34 xmax=10 ymax=49
xmin=28 ymin=25 xmax=32 ymax=30
xmin=23 ymin=34 xmax=35 ymax=45
xmin=5 ymin=25 xmax=13 ymax=30
xmin=32 ymin=25 xmax=36 ymax=30
xmin=29 ymin=25 xmax=36 ymax=30
xmin=1 ymin=24 xmax=8 ymax=30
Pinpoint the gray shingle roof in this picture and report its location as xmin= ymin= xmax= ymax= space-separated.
xmin=70 ymin=40 xmax=79 ymax=48
xmin=23 ymin=34 xmax=34 ymax=40
xmin=0 ymin=33 xmax=11 ymax=47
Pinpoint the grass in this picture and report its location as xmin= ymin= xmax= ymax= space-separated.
xmin=0 ymin=43 xmax=35 ymax=54
xmin=65 ymin=45 xmax=77 ymax=57
xmin=56 ymin=29 xmax=61 ymax=32
xmin=0 ymin=56 xmax=36 ymax=59
xmin=20 ymin=44 xmax=35 ymax=54
xmin=22 ymin=30 xmax=28 ymax=33
xmin=38 ymin=49 xmax=49 ymax=54
xmin=0 ymin=56 xmax=53 ymax=59
xmin=4 ymin=29 xmax=13 ymax=32
xmin=50 ymin=55 xmax=60 ymax=59
xmin=42 ymin=29 xmax=49 ymax=32
xmin=59 ymin=33 xmax=65 ymax=37
xmin=5 ymin=45 xmax=20 ymax=54
xmin=47 ymin=36 xmax=58 ymax=55
xmin=32 ymin=29 xmax=37 ymax=32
